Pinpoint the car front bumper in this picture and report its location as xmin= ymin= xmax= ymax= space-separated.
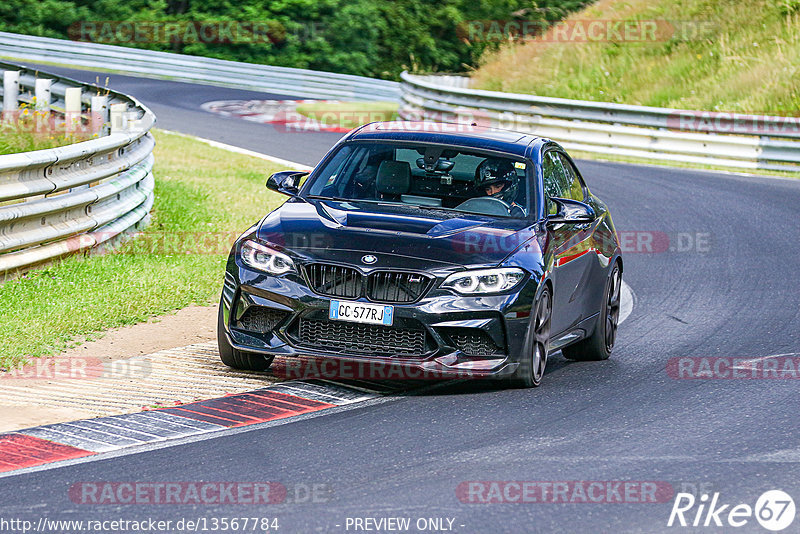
xmin=221 ymin=259 xmax=539 ymax=381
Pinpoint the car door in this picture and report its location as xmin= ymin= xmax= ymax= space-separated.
xmin=543 ymin=150 xmax=595 ymax=336
xmin=558 ymin=152 xmax=612 ymax=321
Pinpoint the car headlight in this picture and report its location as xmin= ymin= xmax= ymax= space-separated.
xmin=240 ymin=240 xmax=295 ymax=275
xmin=441 ymin=267 xmax=525 ymax=294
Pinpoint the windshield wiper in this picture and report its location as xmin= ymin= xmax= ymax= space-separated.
xmin=307 ymin=195 xmax=349 ymax=202
xmin=403 ymin=203 xmax=453 ymax=211
xmin=307 ymin=196 xmax=389 ymax=205
xmin=306 ymin=196 xmax=503 ymax=218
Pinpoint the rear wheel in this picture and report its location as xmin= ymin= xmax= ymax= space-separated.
xmin=217 ymin=300 xmax=274 ymax=371
xmin=510 ymin=287 xmax=551 ymax=388
xmin=562 ymin=263 xmax=621 ymax=361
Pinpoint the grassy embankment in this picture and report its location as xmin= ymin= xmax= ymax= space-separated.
xmin=473 ymin=0 xmax=799 ymax=112
xmin=0 ymin=130 xmax=287 ymax=369
xmin=471 ymin=0 xmax=800 ymax=175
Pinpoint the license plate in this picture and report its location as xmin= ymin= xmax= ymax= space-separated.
xmin=329 ymin=300 xmax=394 ymax=326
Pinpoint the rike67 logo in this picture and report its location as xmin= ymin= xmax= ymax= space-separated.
xmin=668 ymin=490 xmax=795 ymax=531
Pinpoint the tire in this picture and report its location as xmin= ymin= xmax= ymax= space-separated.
xmin=217 ymin=300 xmax=274 ymax=371
xmin=509 ymin=287 xmax=552 ymax=388
xmin=562 ymin=262 xmax=621 ymax=362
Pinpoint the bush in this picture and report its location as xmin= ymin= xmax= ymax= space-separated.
xmin=0 ymin=0 xmax=591 ymax=79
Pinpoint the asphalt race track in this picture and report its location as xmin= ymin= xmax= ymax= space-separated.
xmin=2 ymin=66 xmax=799 ymax=533
xmin=36 ymin=65 xmax=344 ymax=167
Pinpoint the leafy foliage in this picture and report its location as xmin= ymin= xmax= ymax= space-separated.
xmin=0 ymin=0 xmax=591 ymax=79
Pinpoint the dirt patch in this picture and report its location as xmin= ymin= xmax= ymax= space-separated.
xmin=58 ymin=305 xmax=218 ymax=363
xmin=0 ymin=305 xmax=277 ymax=433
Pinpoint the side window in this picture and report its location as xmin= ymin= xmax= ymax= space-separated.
xmin=542 ymin=151 xmax=568 ymax=214
xmin=557 ymin=153 xmax=586 ymax=202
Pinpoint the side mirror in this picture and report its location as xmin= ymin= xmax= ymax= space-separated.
xmin=547 ymin=197 xmax=595 ymax=225
xmin=266 ymin=170 xmax=309 ymax=197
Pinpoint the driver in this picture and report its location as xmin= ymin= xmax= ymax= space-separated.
xmin=475 ymin=158 xmax=525 ymax=217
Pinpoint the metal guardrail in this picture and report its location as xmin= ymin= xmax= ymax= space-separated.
xmin=400 ymin=73 xmax=800 ymax=172
xmin=0 ymin=60 xmax=155 ymax=276
xmin=0 ymin=32 xmax=400 ymax=102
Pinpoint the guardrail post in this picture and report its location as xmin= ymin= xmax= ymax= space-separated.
xmin=3 ymin=70 xmax=20 ymax=122
xmin=110 ymin=103 xmax=128 ymax=133
xmin=64 ymin=87 xmax=82 ymax=133
xmin=91 ymin=95 xmax=109 ymax=136
xmin=125 ymin=110 xmax=141 ymax=133
xmin=34 ymin=78 xmax=52 ymax=111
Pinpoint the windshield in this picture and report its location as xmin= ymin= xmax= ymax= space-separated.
xmin=303 ymin=142 xmax=531 ymax=218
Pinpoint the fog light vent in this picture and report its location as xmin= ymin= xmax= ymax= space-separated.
xmin=444 ymin=328 xmax=504 ymax=356
xmin=237 ymin=306 xmax=289 ymax=334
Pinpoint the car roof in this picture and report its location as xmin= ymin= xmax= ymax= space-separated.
xmin=347 ymin=121 xmax=545 ymax=158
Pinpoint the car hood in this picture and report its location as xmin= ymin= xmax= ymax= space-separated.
xmin=255 ymin=199 xmax=537 ymax=269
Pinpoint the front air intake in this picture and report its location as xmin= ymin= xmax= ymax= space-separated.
xmin=236 ymin=306 xmax=289 ymax=334
xmin=305 ymin=263 xmax=432 ymax=303
xmin=305 ymin=263 xmax=363 ymax=299
xmin=297 ymin=318 xmax=428 ymax=357
xmin=366 ymin=271 xmax=432 ymax=303
xmin=443 ymin=327 xmax=505 ymax=357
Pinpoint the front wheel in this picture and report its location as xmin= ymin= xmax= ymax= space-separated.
xmin=562 ymin=262 xmax=621 ymax=361
xmin=217 ymin=300 xmax=274 ymax=371
xmin=510 ymin=287 xmax=552 ymax=388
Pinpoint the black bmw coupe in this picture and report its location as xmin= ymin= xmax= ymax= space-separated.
xmin=218 ymin=122 xmax=622 ymax=387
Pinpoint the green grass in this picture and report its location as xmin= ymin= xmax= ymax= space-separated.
xmin=0 ymin=128 xmax=82 ymax=155
xmin=472 ymin=0 xmax=800 ymax=114
xmin=0 ymin=130 xmax=289 ymax=369
xmin=0 ymin=107 xmax=93 ymax=155
xmin=294 ymin=101 xmax=399 ymax=129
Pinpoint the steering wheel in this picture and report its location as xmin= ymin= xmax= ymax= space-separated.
xmin=455 ymin=197 xmax=512 ymax=216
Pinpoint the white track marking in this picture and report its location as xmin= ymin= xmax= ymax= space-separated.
xmin=731 ymin=352 xmax=800 ymax=370
xmin=159 ymin=129 xmax=313 ymax=170
xmin=620 ymin=280 xmax=634 ymax=324
xmin=731 ymin=449 xmax=800 ymax=463
xmin=0 ymin=395 xmax=398 ymax=479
